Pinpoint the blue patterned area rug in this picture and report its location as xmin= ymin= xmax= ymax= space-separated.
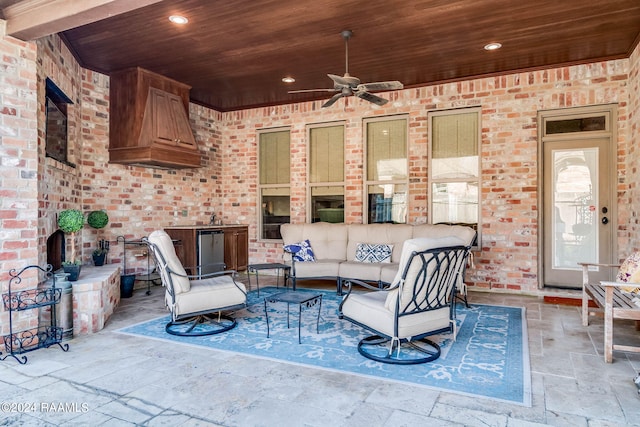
xmin=116 ymin=286 xmax=531 ymax=406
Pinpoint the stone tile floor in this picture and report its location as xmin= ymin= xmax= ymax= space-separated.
xmin=1 ymin=275 xmax=639 ymax=426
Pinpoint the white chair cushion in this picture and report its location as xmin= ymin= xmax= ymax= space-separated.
xmin=385 ymin=236 xmax=466 ymax=311
xmin=173 ymin=275 xmax=247 ymax=318
xmin=148 ymin=230 xmax=190 ymax=294
xmin=340 ymin=289 xmax=451 ymax=339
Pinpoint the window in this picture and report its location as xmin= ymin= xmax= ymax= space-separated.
xmin=545 ymin=116 xmax=607 ymax=135
xmin=308 ymin=124 xmax=345 ymax=223
xmin=45 ymin=78 xmax=73 ymax=165
xmin=428 ymin=108 xmax=481 ymax=246
xmin=364 ymin=117 xmax=408 ymax=224
xmin=258 ymin=129 xmax=290 ymax=240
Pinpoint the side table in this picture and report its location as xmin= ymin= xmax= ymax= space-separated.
xmin=264 ymin=291 xmax=322 ymax=344
xmin=247 ymin=263 xmax=291 ymax=296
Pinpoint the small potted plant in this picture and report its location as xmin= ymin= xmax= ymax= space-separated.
xmin=88 ymin=211 xmax=110 ymax=266
xmin=92 ymin=239 xmax=109 ymax=266
xmin=57 ymin=209 xmax=84 ymax=281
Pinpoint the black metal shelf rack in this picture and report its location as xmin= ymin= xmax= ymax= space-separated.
xmin=117 ymin=236 xmax=161 ymax=295
xmin=1 ymin=264 xmax=69 ymax=364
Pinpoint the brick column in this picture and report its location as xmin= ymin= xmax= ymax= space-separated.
xmin=0 ymin=21 xmax=39 ymax=336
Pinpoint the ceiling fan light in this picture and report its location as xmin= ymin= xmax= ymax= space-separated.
xmin=484 ymin=42 xmax=502 ymax=51
xmin=282 ymin=77 xmax=295 ymax=83
xmin=169 ymin=15 xmax=189 ymax=25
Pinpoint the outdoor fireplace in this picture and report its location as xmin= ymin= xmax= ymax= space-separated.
xmin=46 ymin=230 xmax=65 ymax=271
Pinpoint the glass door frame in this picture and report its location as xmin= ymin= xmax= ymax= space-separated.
xmin=537 ymin=104 xmax=618 ymax=289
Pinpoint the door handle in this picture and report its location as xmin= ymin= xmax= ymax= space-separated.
xmin=601 ymin=217 xmax=609 ymax=224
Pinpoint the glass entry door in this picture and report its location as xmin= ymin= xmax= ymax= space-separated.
xmin=540 ymin=105 xmax=617 ymax=289
xmin=543 ymin=138 xmax=613 ymax=287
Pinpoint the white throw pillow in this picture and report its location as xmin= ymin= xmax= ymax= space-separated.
xmin=354 ymin=243 xmax=393 ymax=263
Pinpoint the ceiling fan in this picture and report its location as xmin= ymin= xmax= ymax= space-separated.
xmin=289 ymin=30 xmax=403 ymax=108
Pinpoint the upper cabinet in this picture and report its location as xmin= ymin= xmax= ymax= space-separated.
xmin=109 ymin=67 xmax=201 ymax=169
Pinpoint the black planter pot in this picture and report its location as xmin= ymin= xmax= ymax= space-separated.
xmin=120 ymin=274 xmax=136 ymax=298
xmin=93 ymin=253 xmax=106 ymax=266
xmin=62 ymin=264 xmax=82 ymax=282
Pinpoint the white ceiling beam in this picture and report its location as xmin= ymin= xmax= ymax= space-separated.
xmin=4 ymin=0 xmax=164 ymax=41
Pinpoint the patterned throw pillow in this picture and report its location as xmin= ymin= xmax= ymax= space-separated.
xmin=283 ymin=240 xmax=316 ymax=262
xmin=354 ymin=243 xmax=393 ymax=263
xmin=616 ymin=251 xmax=640 ymax=294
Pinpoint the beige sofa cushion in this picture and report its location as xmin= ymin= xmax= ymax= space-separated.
xmin=339 ymin=260 xmax=386 ymax=282
xmin=289 ymin=259 xmax=342 ymax=279
xmin=346 ymin=224 xmax=413 ymax=262
xmin=380 ymin=263 xmax=401 ymax=284
xmin=412 ymin=224 xmax=476 ymax=246
xmin=281 ymin=222 xmax=474 ymax=286
xmin=281 ymin=222 xmax=348 ymax=261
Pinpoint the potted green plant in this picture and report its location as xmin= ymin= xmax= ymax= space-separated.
xmin=57 ymin=209 xmax=84 ymax=281
xmin=92 ymin=249 xmax=107 ymax=266
xmin=88 ymin=211 xmax=110 ymax=266
xmin=87 ymin=210 xmax=109 ymax=229
xmin=92 ymin=239 xmax=109 ymax=266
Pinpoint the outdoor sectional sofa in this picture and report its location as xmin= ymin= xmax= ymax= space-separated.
xmin=281 ymin=222 xmax=476 ymax=293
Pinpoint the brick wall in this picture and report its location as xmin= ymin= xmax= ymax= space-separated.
xmin=0 ymin=22 xmax=38 ymax=336
xmin=625 ymin=43 xmax=640 ymax=253
xmin=221 ymin=61 xmax=631 ymax=293
xmin=37 ymin=35 xmax=83 ymax=263
xmin=0 ymin=29 xmax=639 ymax=340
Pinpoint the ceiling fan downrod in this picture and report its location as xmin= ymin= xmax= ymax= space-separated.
xmin=342 ymin=30 xmax=352 ymax=77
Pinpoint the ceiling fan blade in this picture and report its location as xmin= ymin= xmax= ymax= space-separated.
xmin=288 ymin=88 xmax=337 ymax=93
xmin=322 ymin=92 xmax=345 ymax=108
xmin=357 ymin=81 xmax=404 ymax=92
xmin=355 ymin=90 xmax=389 ymax=106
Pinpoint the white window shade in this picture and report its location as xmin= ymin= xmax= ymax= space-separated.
xmin=259 ymin=131 xmax=290 ymax=185
xmin=366 ymin=120 xmax=407 ymax=181
xmin=432 ymin=113 xmax=478 ymax=179
xmin=310 ymin=126 xmax=344 ymax=183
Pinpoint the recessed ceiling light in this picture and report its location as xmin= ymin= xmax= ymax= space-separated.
xmin=484 ymin=42 xmax=502 ymax=51
xmin=282 ymin=77 xmax=295 ymax=83
xmin=169 ymin=15 xmax=188 ymax=24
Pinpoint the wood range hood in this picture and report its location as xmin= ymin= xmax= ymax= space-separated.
xmin=108 ymin=67 xmax=202 ymax=169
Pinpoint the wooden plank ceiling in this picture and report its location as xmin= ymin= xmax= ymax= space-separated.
xmin=2 ymin=0 xmax=640 ymax=112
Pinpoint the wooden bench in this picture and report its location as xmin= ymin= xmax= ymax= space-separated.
xmin=580 ymin=262 xmax=640 ymax=363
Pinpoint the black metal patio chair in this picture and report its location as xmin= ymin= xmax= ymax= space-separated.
xmin=145 ymin=230 xmax=247 ymax=336
xmin=339 ymin=238 xmax=470 ymax=364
